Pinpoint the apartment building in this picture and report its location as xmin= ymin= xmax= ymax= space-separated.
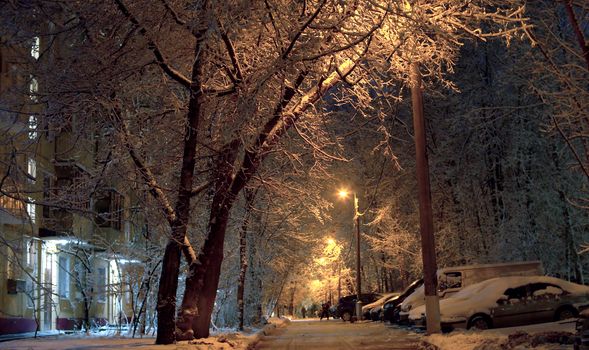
xmin=0 ymin=35 xmax=146 ymax=335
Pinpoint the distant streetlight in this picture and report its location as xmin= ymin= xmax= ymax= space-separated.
xmin=337 ymin=188 xmax=363 ymax=321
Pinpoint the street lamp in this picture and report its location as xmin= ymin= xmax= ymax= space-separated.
xmin=337 ymin=189 xmax=363 ymax=321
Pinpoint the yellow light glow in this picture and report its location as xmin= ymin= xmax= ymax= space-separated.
xmin=310 ymin=279 xmax=323 ymax=293
xmin=326 ymin=238 xmax=336 ymax=245
xmin=338 ymin=189 xmax=349 ymax=199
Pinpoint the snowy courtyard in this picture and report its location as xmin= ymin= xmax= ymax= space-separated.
xmin=0 ymin=318 xmax=578 ymax=350
xmin=1 ymin=0 xmax=588 ymax=348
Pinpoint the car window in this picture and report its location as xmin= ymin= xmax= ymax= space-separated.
xmin=503 ymin=285 xmax=527 ymax=302
xmin=529 ymin=283 xmax=564 ymax=299
xmin=401 ymin=279 xmax=423 ymax=298
xmin=439 ymin=272 xmax=462 ymax=291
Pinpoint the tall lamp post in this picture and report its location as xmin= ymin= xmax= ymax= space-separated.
xmin=338 ymin=189 xmax=363 ymax=321
xmin=410 ymin=61 xmax=441 ymax=334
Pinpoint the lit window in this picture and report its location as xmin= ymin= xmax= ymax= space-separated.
xmin=26 ymin=240 xmax=35 ymax=267
xmin=28 ymin=116 xmax=37 ymax=139
xmin=58 ymin=255 xmax=70 ymax=298
xmin=31 ymin=37 xmax=40 ymax=59
xmin=0 ymin=196 xmax=24 ymax=215
xmin=6 ymin=249 xmax=15 ymax=279
xmin=26 ymin=199 xmax=36 ymax=224
xmin=29 ymin=77 xmax=38 ymax=102
xmin=27 ymin=157 xmax=36 ymax=180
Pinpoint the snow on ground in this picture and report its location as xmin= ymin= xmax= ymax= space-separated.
xmin=422 ymin=320 xmax=576 ymax=350
xmin=0 ymin=318 xmax=290 ymax=350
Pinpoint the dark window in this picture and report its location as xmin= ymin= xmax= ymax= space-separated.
xmin=95 ymin=190 xmax=123 ymax=230
xmin=42 ymin=174 xmax=53 ymax=219
xmin=439 ymin=272 xmax=462 ymax=291
xmin=53 ymin=164 xmax=90 ymax=210
xmin=504 ymin=285 xmax=527 ymax=301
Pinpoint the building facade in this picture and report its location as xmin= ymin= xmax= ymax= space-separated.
xmin=0 ymin=35 xmax=146 ymax=335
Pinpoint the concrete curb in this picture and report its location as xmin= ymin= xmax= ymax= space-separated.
xmin=0 ymin=331 xmax=62 ymax=343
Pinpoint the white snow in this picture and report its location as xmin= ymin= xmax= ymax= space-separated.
xmin=534 ymin=286 xmax=564 ymax=297
xmin=409 ymin=275 xmax=589 ymax=322
xmin=0 ymin=318 xmax=290 ymax=350
xmin=423 ymin=320 xmax=576 ymax=350
xmin=362 ymin=292 xmax=399 ymax=312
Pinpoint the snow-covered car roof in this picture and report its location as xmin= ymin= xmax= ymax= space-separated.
xmin=409 ymin=275 xmax=589 ymax=320
xmin=362 ymin=292 xmax=399 ymax=311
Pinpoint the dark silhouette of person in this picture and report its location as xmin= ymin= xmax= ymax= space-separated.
xmin=319 ymin=302 xmax=330 ymax=320
xmin=301 ymin=306 xmax=306 ymax=319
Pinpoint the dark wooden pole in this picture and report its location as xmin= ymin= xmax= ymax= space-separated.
xmin=410 ymin=61 xmax=441 ymax=334
xmin=355 ymin=195 xmax=362 ymax=320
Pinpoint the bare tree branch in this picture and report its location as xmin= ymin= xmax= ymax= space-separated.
xmin=113 ymin=0 xmax=192 ymax=89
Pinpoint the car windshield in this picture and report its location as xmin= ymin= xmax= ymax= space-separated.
xmin=401 ymin=279 xmax=423 ymax=297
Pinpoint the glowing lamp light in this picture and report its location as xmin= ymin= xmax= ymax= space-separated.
xmin=338 ymin=189 xmax=349 ymax=199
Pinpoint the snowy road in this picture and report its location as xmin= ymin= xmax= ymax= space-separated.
xmin=255 ymin=319 xmax=421 ymax=350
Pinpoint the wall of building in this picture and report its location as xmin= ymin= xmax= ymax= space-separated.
xmin=0 ymin=36 xmax=146 ymax=335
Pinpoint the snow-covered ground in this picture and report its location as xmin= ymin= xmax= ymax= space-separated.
xmin=0 ymin=318 xmax=290 ymax=350
xmin=422 ymin=320 xmax=576 ymax=350
xmin=0 ymin=318 xmax=577 ymax=350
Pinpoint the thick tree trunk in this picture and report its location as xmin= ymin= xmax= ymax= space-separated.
xmin=288 ymin=285 xmax=295 ymax=315
xmin=83 ymin=296 xmax=90 ymax=333
xmin=247 ymin=241 xmax=263 ymax=325
xmin=154 ymin=16 xmax=207 ymax=341
xmin=237 ymin=189 xmax=254 ymax=331
xmin=177 ymin=140 xmax=240 ymax=339
xmin=237 ymin=222 xmax=248 ymax=330
xmin=192 ymin=199 xmax=234 ymax=338
xmin=155 ymin=92 xmax=202 ymax=343
xmin=155 ymin=241 xmax=182 ymax=344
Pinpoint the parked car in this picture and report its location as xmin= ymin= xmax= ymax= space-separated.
xmin=437 ymin=261 xmax=544 ymax=299
xmin=369 ymin=303 xmax=387 ymax=321
xmin=575 ymin=309 xmax=589 ymax=350
xmin=409 ymin=275 xmax=589 ymax=331
xmin=361 ymin=292 xmax=399 ymax=321
xmin=337 ymin=293 xmax=382 ymax=322
xmin=383 ymin=279 xmax=423 ymax=323
xmin=397 ymin=261 xmax=544 ymax=324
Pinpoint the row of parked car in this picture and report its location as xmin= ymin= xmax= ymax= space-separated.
xmin=336 ymin=261 xmax=589 ymax=337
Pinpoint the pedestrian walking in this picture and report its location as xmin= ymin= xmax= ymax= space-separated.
xmin=319 ymin=301 xmax=330 ymax=320
xmin=301 ymin=306 xmax=306 ymax=319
